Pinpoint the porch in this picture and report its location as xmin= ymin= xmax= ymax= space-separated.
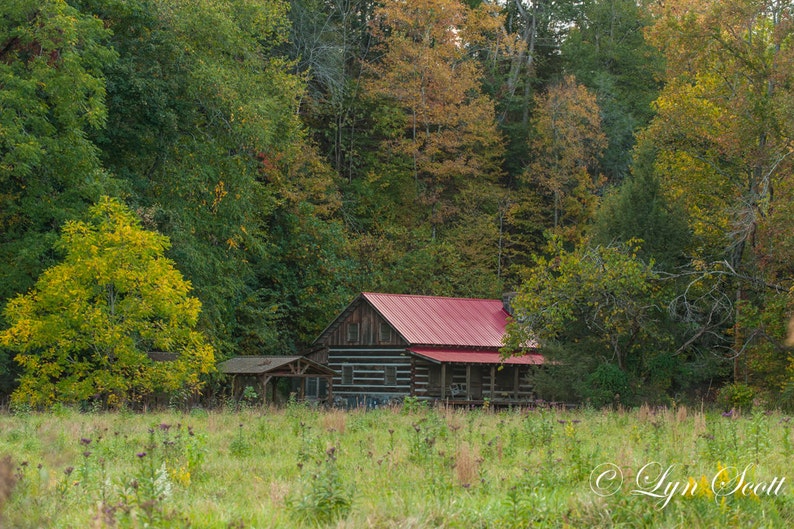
xmin=408 ymin=347 xmax=544 ymax=405
xmin=219 ymin=355 xmax=337 ymax=405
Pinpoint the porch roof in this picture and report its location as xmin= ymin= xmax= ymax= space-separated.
xmin=408 ymin=347 xmax=544 ymax=365
xmin=219 ymin=356 xmax=337 ymax=377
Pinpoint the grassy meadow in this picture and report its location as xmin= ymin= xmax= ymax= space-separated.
xmin=0 ymin=402 xmax=792 ymax=528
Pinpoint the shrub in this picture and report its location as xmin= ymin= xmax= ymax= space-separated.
xmin=716 ymin=382 xmax=755 ymax=412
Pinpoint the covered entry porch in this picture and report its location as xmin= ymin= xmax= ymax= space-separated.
xmin=219 ymin=356 xmax=337 ymax=405
xmin=408 ymin=348 xmax=544 ymax=405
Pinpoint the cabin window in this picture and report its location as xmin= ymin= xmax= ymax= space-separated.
xmin=306 ymin=377 xmax=318 ymax=397
xmin=347 ymin=323 xmax=359 ymax=342
xmin=342 ymin=365 xmax=353 ymax=385
xmin=379 ymin=322 xmax=391 ymax=342
xmin=378 ymin=322 xmax=391 ymax=342
xmin=384 ymin=366 xmax=397 ymax=386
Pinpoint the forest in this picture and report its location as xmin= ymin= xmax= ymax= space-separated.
xmin=1 ymin=0 xmax=793 ymax=409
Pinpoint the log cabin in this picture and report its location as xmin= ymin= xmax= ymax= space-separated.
xmin=308 ymin=292 xmax=543 ymax=407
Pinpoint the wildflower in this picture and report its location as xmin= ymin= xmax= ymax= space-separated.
xmin=136 ymin=452 xmax=147 ymax=458
xmin=80 ymin=438 xmax=92 ymax=446
xmin=699 ymin=475 xmax=713 ymax=499
xmin=722 ymin=409 xmax=734 ymax=418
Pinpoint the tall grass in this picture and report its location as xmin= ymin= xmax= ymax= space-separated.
xmin=0 ymin=404 xmax=791 ymax=527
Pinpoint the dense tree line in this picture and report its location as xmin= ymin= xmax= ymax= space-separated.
xmin=1 ymin=0 xmax=792 ymax=408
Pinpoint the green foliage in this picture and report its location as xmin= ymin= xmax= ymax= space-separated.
xmin=0 ymin=0 xmax=120 ymax=304
xmin=344 ymin=0 xmax=508 ymax=297
xmin=506 ymin=239 xmax=678 ymax=404
xmin=584 ymin=362 xmax=632 ymax=407
xmin=642 ymin=0 xmax=794 ymax=397
xmin=401 ymin=395 xmax=428 ymax=414
xmin=592 ymin=141 xmax=691 ymax=269
xmin=2 ymin=0 xmax=794 ymax=407
xmin=0 ymin=197 xmax=215 ymax=408
xmin=75 ymin=0 xmax=355 ymax=356
xmin=716 ymin=383 xmax=756 ymax=413
xmin=287 ymin=446 xmax=353 ymax=525
xmin=523 ymin=75 xmax=607 ymax=242
xmin=5 ymin=408 xmax=794 ymax=527
xmin=229 ymin=423 xmax=253 ymax=457
xmin=562 ymin=0 xmax=663 ymax=180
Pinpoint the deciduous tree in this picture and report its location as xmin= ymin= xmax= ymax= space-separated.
xmin=644 ymin=0 xmax=794 ymax=392
xmin=562 ymin=0 xmax=663 ymax=180
xmin=364 ymin=0 xmax=506 ymax=232
xmin=522 ymin=75 xmax=606 ymax=242
xmin=81 ymin=0 xmax=354 ymax=354
xmin=504 ymin=239 xmax=676 ymax=404
xmin=0 ymin=198 xmax=215 ymax=408
xmin=0 ymin=0 xmax=119 ymax=304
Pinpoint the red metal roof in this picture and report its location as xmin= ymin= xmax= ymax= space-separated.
xmin=408 ymin=347 xmax=544 ymax=365
xmin=362 ymin=292 xmax=510 ymax=347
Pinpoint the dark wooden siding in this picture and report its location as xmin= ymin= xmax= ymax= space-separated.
xmin=322 ymin=301 xmax=406 ymax=347
xmin=328 ymin=347 xmax=411 ymax=397
xmin=306 ymin=348 xmax=328 ymax=364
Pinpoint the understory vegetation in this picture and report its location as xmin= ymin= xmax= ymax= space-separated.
xmin=1 ymin=404 xmax=792 ymax=528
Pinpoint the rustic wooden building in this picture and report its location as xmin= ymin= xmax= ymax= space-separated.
xmin=309 ymin=293 xmax=543 ymax=407
xmin=219 ymin=356 xmax=336 ymax=404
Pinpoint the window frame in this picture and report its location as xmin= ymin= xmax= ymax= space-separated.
xmin=347 ymin=323 xmax=360 ymax=342
xmin=378 ymin=322 xmax=392 ymax=342
xmin=342 ymin=365 xmax=353 ymax=385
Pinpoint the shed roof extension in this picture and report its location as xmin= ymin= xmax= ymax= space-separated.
xmin=219 ymin=356 xmax=337 ymax=376
xmin=408 ymin=347 xmax=544 ymax=365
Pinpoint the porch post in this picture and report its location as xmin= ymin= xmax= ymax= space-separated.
xmin=490 ymin=366 xmax=495 ymax=399
xmin=514 ymin=367 xmax=520 ymax=400
xmin=262 ymin=375 xmax=273 ymax=405
xmin=327 ymin=375 xmax=333 ymax=403
xmin=410 ymin=356 xmax=416 ymax=396
xmin=441 ymin=363 xmax=447 ymax=399
xmin=465 ymin=365 xmax=471 ymax=401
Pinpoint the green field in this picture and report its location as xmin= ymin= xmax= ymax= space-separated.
xmin=0 ymin=403 xmax=792 ymax=528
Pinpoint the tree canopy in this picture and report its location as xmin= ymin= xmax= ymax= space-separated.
xmin=0 ymin=198 xmax=215 ymax=408
xmin=2 ymin=0 xmax=793 ymax=407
